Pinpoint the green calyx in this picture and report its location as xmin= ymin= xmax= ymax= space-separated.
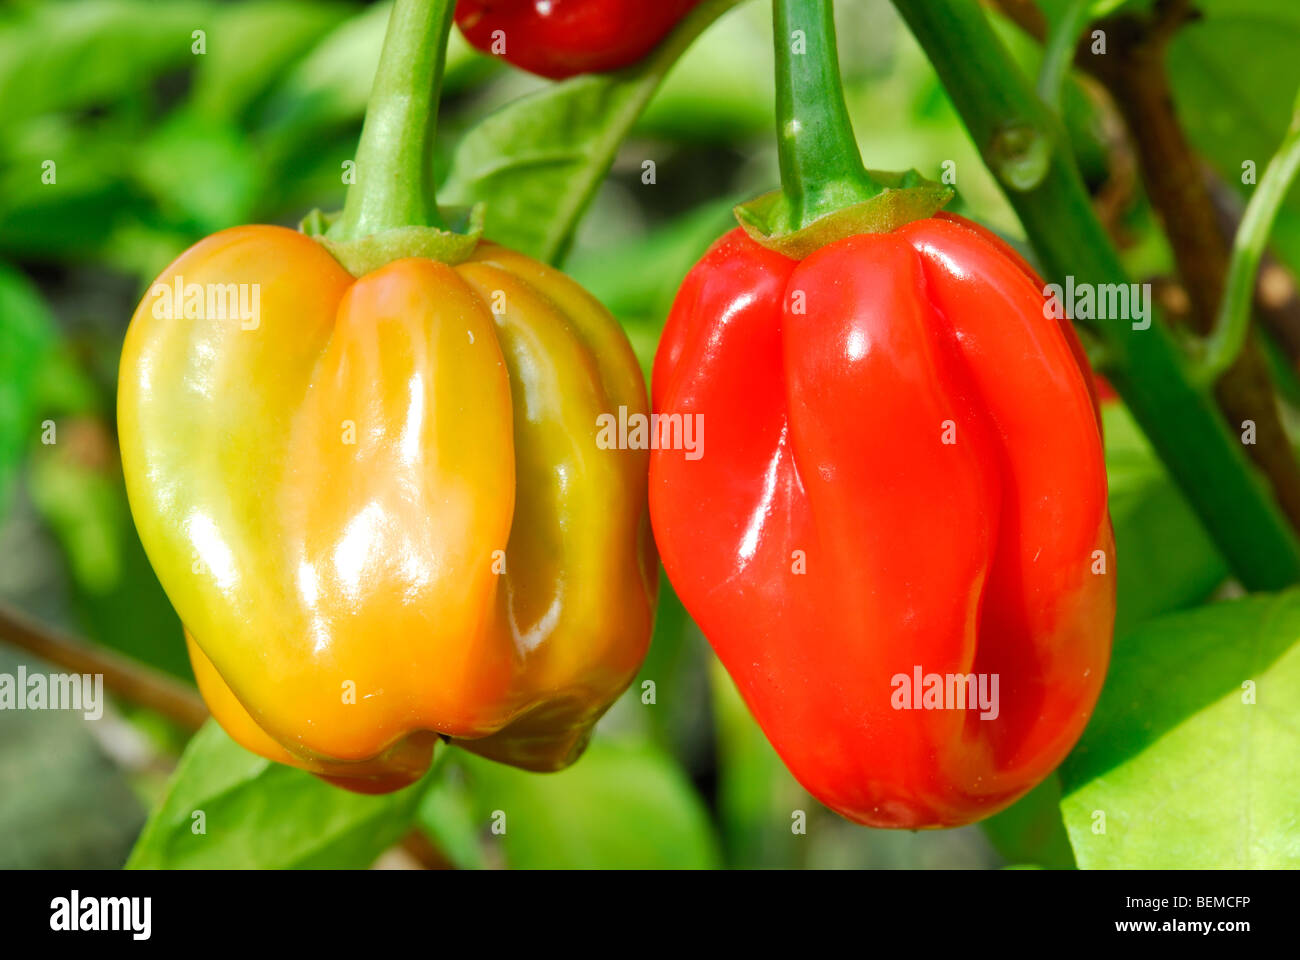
xmin=300 ymin=204 xmax=485 ymax=276
xmin=734 ymin=168 xmax=953 ymax=259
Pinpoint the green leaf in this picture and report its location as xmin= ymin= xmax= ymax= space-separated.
xmin=979 ymin=775 xmax=1076 ymax=869
xmin=1061 ymin=591 xmax=1300 ymax=867
xmin=634 ymin=1 xmax=772 ymax=141
xmin=440 ymin=0 xmax=743 ymax=265
xmin=451 ymin=739 xmax=720 ymax=869
xmin=0 ymin=0 xmax=210 ymax=131
xmin=711 ymin=661 xmax=810 ymax=868
xmin=1103 ymin=403 xmax=1228 ymax=634
xmin=189 ymin=0 xmax=351 ymax=123
xmin=127 ymin=721 xmax=429 ymax=869
xmin=29 ymin=448 xmax=191 ymax=680
xmin=0 ymin=264 xmax=57 ymax=518
xmin=417 ymin=763 xmax=486 ymax=870
xmin=256 ymin=2 xmax=488 ymax=152
xmin=132 ymin=111 xmax=262 ymax=233
xmin=567 ymin=199 xmax=737 ymax=379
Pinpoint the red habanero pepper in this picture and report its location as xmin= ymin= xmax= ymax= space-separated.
xmin=455 ymin=0 xmax=700 ymax=80
xmin=649 ymin=211 xmax=1115 ymax=829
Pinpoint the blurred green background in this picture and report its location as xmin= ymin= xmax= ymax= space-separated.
xmin=4 ymin=0 xmax=1297 ymax=869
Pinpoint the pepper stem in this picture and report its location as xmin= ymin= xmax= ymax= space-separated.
xmin=329 ymin=0 xmax=455 ymax=241
xmin=773 ymin=0 xmax=883 ymax=228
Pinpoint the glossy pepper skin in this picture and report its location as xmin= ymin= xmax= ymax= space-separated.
xmin=119 ymin=225 xmax=656 ymax=793
xmin=650 ymin=213 xmax=1114 ymax=828
xmin=455 ymin=0 xmax=699 ymax=80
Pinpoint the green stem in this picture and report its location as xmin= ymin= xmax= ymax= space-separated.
xmin=891 ymin=0 xmax=1300 ymax=590
xmin=772 ymin=0 xmax=881 ymax=228
xmin=1198 ymin=92 xmax=1300 ymax=386
xmin=1036 ymin=0 xmax=1089 ymax=110
xmin=329 ymin=0 xmax=455 ymax=240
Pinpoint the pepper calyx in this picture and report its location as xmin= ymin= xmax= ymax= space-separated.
xmin=300 ymin=203 xmax=486 ymax=275
xmin=734 ymin=170 xmax=953 ymax=259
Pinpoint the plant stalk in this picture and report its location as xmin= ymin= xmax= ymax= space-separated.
xmin=330 ymin=0 xmax=455 ymax=240
xmin=772 ymin=0 xmax=881 ymax=229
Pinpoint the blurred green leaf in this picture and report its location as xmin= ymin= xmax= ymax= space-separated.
xmin=133 ymin=111 xmax=262 ymax=231
xmin=979 ymin=775 xmax=1076 ymax=869
xmin=0 ymin=114 xmax=147 ymax=261
xmin=417 ymin=762 xmax=487 ymax=869
xmin=1103 ymin=403 xmax=1228 ymax=635
xmin=257 ymin=2 xmax=486 ymax=152
xmin=633 ymin=580 xmax=709 ymax=754
xmin=1061 ymin=591 xmax=1300 ymax=867
xmin=0 ymin=0 xmax=209 ymax=130
xmin=635 ymin=2 xmax=771 ymax=141
xmin=128 ymin=721 xmax=428 ymax=868
xmin=711 ymin=661 xmax=808 ymax=868
xmin=441 ymin=0 xmax=743 ymax=265
xmin=0 ymin=264 xmax=58 ymax=517
xmin=29 ymin=444 xmax=190 ymax=679
xmin=449 ymin=738 xmax=720 ymax=869
xmin=189 ymin=0 xmax=351 ymax=123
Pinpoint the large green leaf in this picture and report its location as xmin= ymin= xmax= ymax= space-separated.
xmin=1061 ymin=591 xmax=1300 ymax=867
xmin=1103 ymin=403 xmax=1227 ymax=634
xmin=439 ymin=739 xmax=721 ymax=869
xmin=127 ymin=721 xmax=428 ymax=869
xmin=440 ymin=0 xmax=744 ymax=265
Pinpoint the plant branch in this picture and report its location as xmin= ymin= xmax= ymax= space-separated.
xmin=891 ymin=0 xmax=1300 ymax=589
xmin=0 ymin=600 xmax=209 ymax=730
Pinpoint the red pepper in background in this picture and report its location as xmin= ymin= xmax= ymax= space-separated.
xmin=650 ymin=213 xmax=1115 ymax=828
xmin=455 ymin=0 xmax=700 ymax=79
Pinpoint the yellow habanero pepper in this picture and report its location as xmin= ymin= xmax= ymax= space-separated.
xmin=119 ymin=228 xmax=656 ymax=793
xmin=116 ymin=0 xmax=656 ymax=794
